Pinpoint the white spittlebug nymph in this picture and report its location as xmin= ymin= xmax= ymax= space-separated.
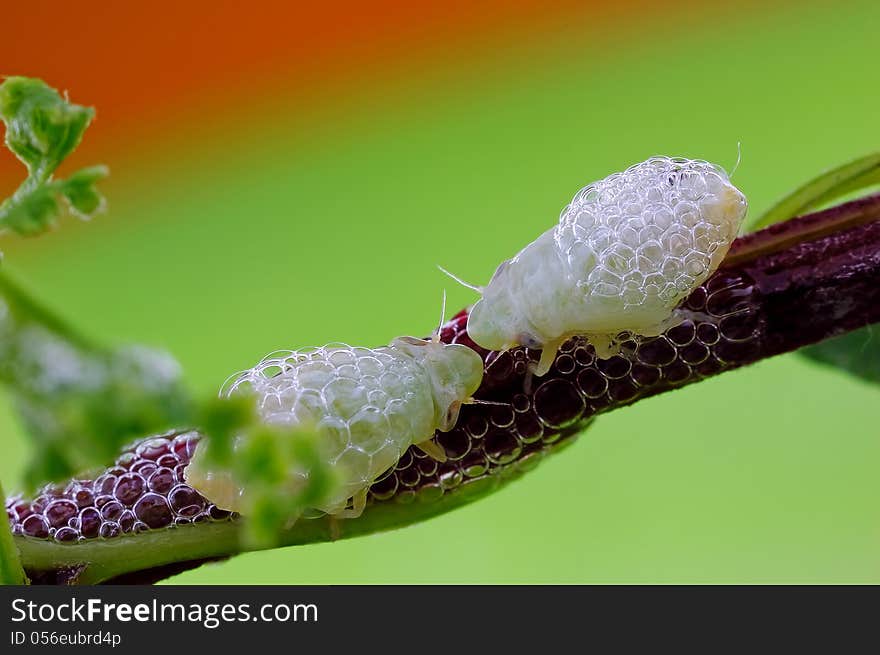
xmin=185 ymin=334 xmax=484 ymax=519
xmin=464 ymin=156 xmax=748 ymax=375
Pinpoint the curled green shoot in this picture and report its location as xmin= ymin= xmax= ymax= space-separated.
xmin=0 ymin=76 xmax=108 ymax=237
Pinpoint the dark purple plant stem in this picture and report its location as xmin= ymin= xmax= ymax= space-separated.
xmin=8 ymin=193 xmax=880 ymax=584
xmin=722 ymin=193 xmax=880 ymax=358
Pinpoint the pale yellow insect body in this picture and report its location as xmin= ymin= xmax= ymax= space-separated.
xmin=185 ymin=336 xmax=483 ymax=519
xmin=466 ymin=156 xmax=748 ymax=374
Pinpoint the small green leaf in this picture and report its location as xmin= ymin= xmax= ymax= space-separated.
xmin=193 ymin=397 xmax=343 ymax=547
xmin=0 ymin=185 xmax=61 ymax=236
xmin=235 ymin=425 xmax=342 ymax=547
xmin=238 ymin=429 xmax=288 ymax=486
xmin=802 ymin=325 xmax=880 ymax=385
xmin=0 ymin=482 xmax=28 ymax=585
xmin=288 ymin=431 xmax=339 ymax=510
xmin=0 ymin=77 xmax=93 ymax=181
xmin=196 ymin=395 xmax=254 ymax=466
xmin=750 ymin=152 xmax=880 ymax=230
xmin=0 ymin=77 xmax=107 ymax=237
xmin=246 ymin=490 xmax=295 ymax=547
xmin=57 ymin=165 xmax=109 ymax=217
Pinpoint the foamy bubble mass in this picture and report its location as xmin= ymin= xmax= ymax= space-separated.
xmin=467 ymin=156 xmax=748 ymax=374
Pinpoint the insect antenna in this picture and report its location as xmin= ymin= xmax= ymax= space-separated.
xmin=464 ymin=397 xmax=511 ymax=407
xmin=437 ymin=264 xmax=484 ymax=294
xmin=730 ymin=141 xmax=743 ymax=178
xmin=431 ymin=289 xmax=448 ymax=344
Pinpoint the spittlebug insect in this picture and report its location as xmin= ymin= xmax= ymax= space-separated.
xmin=185 ymin=331 xmax=484 ymax=520
xmin=456 ymin=156 xmax=748 ymax=375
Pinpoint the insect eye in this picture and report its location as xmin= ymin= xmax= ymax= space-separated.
xmin=519 ymin=333 xmax=542 ymax=350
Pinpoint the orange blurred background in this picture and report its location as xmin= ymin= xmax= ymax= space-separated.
xmin=2 ymin=1 xmax=650 ymax=190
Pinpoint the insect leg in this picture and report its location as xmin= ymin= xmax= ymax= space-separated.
xmin=415 ymin=438 xmax=448 ymax=463
xmin=532 ymin=336 xmax=566 ymax=377
xmin=330 ymin=488 xmax=369 ymax=520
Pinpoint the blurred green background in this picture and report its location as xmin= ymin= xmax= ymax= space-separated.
xmin=1 ymin=0 xmax=878 ymax=582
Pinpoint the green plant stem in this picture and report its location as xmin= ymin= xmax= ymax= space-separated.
xmin=14 ymin=442 xmax=561 ymax=584
xmin=0 ymin=482 xmax=27 ymax=584
xmin=0 ymin=268 xmax=100 ymax=355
